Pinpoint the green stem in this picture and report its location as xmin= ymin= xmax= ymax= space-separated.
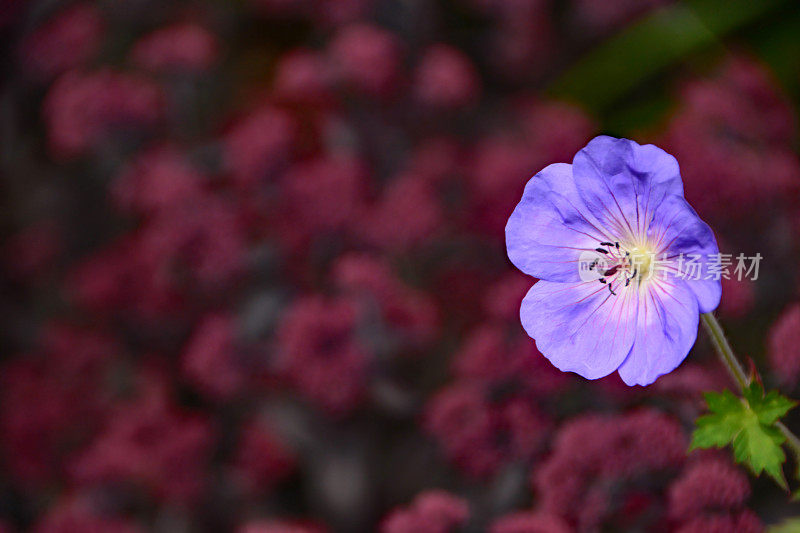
xmin=701 ymin=312 xmax=800 ymax=458
xmin=778 ymin=421 xmax=800 ymax=457
xmin=700 ymin=313 xmax=748 ymax=389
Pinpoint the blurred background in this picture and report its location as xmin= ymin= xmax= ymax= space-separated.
xmin=2 ymin=0 xmax=800 ymax=531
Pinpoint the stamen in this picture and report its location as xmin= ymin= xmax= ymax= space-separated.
xmin=591 ymin=239 xmax=656 ymax=293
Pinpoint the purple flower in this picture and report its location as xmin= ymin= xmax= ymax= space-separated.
xmin=506 ymin=136 xmax=721 ymax=385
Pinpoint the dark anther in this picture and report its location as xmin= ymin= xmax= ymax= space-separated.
xmin=625 ymin=277 xmax=631 ymax=287
xmin=603 ymin=265 xmax=620 ymax=276
xmin=599 ymin=278 xmax=607 ymax=284
xmin=615 ymin=242 xmax=620 ymax=249
xmin=595 ymin=248 xmax=609 ymax=254
xmin=599 ymin=241 xmax=614 ymax=246
xmin=608 ymin=284 xmax=617 ymax=295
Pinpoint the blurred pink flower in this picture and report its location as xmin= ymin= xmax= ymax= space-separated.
xmin=272 ymin=49 xmax=335 ymax=106
xmin=468 ymin=101 xmax=593 ymax=234
xmin=280 ymin=154 xmax=368 ymax=236
xmin=70 ymin=387 xmax=213 ymax=504
xmin=673 ymin=511 xmax=762 ymax=533
xmin=413 ymin=44 xmax=480 ymax=109
xmin=482 ymin=0 xmax=555 ymax=78
xmin=275 ymin=296 xmax=369 ymax=413
xmin=329 ymin=24 xmax=402 ymax=98
xmin=469 ymin=136 xmax=538 ymax=234
xmin=483 ymin=273 xmax=533 ymax=323
xmin=425 ymin=381 xmax=550 ymax=477
xmin=516 ymin=100 xmax=597 ymax=166
xmin=719 ymin=276 xmax=756 ymax=319
xmin=33 ymin=498 xmax=142 ymax=533
xmin=490 ymin=512 xmax=571 ymax=533
xmin=661 ymin=55 xmax=800 ymax=223
xmin=768 ymin=304 xmax=800 ymax=386
xmin=668 ymin=458 xmax=751 ymax=521
xmin=19 ymin=3 xmax=105 ymax=81
xmin=452 ymin=326 xmax=567 ymax=396
xmin=66 ymin=235 xmax=185 ymax=321
xmin=0 ymin=324 xmax=115 ymax=487
xmin=181 ymin=314 xmax=245 ymax=400
xmin=380 ymin=490 xmax=468 ymax=533
xmin=130 ymin=22 xmax=219 ymax=74
xmin=248 ymin=0 xmax=371 ymax=26
xmin=224 ymin=105 xmax=297 ymax=188
xmin=571 ymin=0 xmax=670 ymax=37
xmin=137 ymin=195 xmax=247 ymax=290
xmin=333 ymin=254 xmax=439 ymax=347
xmin=408 ymin=137 xmax=463 ymax=184
xmin=43 ymin=69 xmax=163 ymax=159
xmin=358 ymin=173 xmax=443 ymax=253
xmin=111 ymin=145 xmax=204 ymax=215
xmin=239 ymin=520 xmax=328 ymax=533
xmin=653 ymin=363 xmax=729 ymax=401
xmin=533 ymin=410 xmax=685 ymax=529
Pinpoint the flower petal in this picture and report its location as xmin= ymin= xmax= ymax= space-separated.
xmin=648 ymin=194 xmax=721 ymax=313
xmin=617 ymin=279 xmax=700 ymax=386
xmin=520 ymin=279 xmax=639 ymax=379
xmin=506 ymin=163 xmax=613 ymax=282
xmin=572 ymin=136 xmax=684 ymax=240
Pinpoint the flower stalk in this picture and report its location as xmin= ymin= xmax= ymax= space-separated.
xmin=701 ymin=312 xmax=800 ymax=457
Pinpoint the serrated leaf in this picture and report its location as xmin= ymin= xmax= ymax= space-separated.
xmin=689 ymin=391 xmax=746 ymax=450
xmin=732 ymin=415 xmax=787 ymax=488
xmin=690 ymin=411 xmax=740 ymax=450
xmin=691 ymin=387 xmax=794 ymax=489
xmin=742 ymin=382 xmax=765 ymax=405
xmin=705 ymin=389 xmax=743 ymax=412
xmin=752 ymin=389 xmax=797 ymax=426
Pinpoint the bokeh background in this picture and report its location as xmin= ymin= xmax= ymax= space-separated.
xmin=2 ymin=0 xmax=800 ymax=531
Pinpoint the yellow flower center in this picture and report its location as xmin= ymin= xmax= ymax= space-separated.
xmin=628 ymin=245 xmax=656 ymax=281
xmin=587 ymin=240 xmax=662 ymax=296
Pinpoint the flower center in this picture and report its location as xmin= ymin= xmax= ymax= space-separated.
xmin=628 ymin=245 xmax=655 ymax=280
xmin=589 ymin=241 xmax=658 ymax=295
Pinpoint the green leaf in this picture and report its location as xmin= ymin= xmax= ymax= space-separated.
xmin=745 ymin=383 xmax=797 ymax=425
xmin=548 ymin=0 xmax=791 ymax=112
xmin=732 ymin=417 xmax=787 ymax=488
xmin=690 ymin=391 xmax=744 ymax=449
xmin=691 ymin=387 xmax=795 ymax=488
xmin=769 ymin=517 xmax=800 ymax=533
